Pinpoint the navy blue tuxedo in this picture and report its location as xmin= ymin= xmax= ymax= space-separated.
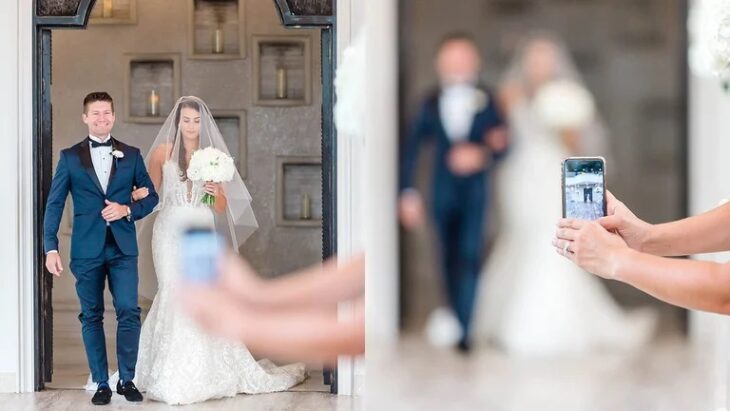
xmin=400 ymin=87 xmax=506 ymax=344
xmin=43 ymin=137 xmax=158 ymax=383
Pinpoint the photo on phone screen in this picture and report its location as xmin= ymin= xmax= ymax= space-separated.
xmin=181 ymin=227 xmax=224 ymax=284
xmin=562 ymin=157 xmax=607 ymax=221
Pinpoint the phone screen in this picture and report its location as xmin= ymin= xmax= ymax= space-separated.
xmin=180 ymin=227 xmax=223 ymax=283
xmin=563 ymin=158 xmax=606 ymax=221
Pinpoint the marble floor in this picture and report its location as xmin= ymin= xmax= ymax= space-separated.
xmin=3 ymin=334 xmax=716 ymax=410
xmin=366 ymin=335 xmax=715 ymax=410
xmin=0 ymin=390 xmax=361 ymax=411
xmin=4 ymin=307 xmax=350 ymax=410
xmin=10 ymin=307 xmax=717 ymax=410
xmin=48 ymin=306 xmax=330 ymax=391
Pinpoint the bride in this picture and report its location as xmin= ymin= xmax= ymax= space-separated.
xmin=132 ymin=96 xmax=306 ymax=404
xmin=472 ymin=34 xmax=656 ymax=356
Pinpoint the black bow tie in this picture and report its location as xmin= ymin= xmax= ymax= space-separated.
xmin=89 ymin=138 xmax=112 ymax=148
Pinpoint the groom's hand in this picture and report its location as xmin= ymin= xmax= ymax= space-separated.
xmin=45 ymin=253 xmax=63 ymax=277
xmin=102 ymin=200 xmax=129 ymax=222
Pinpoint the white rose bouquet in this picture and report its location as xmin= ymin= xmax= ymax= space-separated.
xmin=532 ymin=79 xmax=596 ymax=131
xmin=187 ymin=147 xmax=236 ymax=206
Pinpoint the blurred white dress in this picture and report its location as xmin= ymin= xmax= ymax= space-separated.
xmin=134 ymin=161 xmax=306 ymax=404
xmin=472 ymin=101 xmax=656 ymax=356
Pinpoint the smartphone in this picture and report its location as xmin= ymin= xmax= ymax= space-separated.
xmin=180 ymin=226 xmax=224 ymax=283
xmin=562 ymin=156 xmax=607 ymax=221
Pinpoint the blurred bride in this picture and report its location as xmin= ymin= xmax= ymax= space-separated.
xmin=472 ymin=33 xmax=656 ymax=356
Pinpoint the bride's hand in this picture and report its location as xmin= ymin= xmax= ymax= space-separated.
xmin=131 ymin=186 xmax=149 ymax=202
xmin=204 ymin=182 xmax=223 ymax=198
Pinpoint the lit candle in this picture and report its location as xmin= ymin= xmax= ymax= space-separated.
xmin=276 ymin=67 xmax=288 ymax=99
xmin=102 ymin=0 xmax=113 ymax=18
xmin=300 ymin=193 xmax=311 ymax=220
xmin=213 ymin=27 xmax=224 ymax=54
xmin=149 ymin=90 xmax=160 ymax=117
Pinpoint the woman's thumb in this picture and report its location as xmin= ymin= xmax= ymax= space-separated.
xmin=599 ymin=215 xmax=621 ymax=231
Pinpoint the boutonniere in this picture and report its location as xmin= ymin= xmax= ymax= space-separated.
xmin=112 ymin=150 xmax=124 ymax=159
xmin=473 ymin=90 xmax=489 ymax=112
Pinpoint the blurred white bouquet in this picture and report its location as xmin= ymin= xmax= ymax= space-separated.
xmin=689 ymin=0 xmax=730 ymax=79
xmin=334 ymin=29 xmax=366 ymax=138
xmin=187 ymin=147 xmax=236 ymax=206
xmin=532 ymin=79 xmax=596 ymax=131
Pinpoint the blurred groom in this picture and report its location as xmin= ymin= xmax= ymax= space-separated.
xmin=399 ymin=34 xmax=508 ymax=352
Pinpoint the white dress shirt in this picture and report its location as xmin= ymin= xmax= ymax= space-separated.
xmin=89 ymin=134 xmax=113 ymax=193
xmin=439 ymin=84 xmax=479 ymax=143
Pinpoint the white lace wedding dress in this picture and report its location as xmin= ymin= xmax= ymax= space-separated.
xmin=472 ymin=102 xmax=656 ymax=356
xmin=134 ymin=161 xmax=306 ymax=405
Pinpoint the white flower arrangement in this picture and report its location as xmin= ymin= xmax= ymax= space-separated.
xmin=111 ymin=150 xmax=124 ymax=159
xmin=689 ymin=0 xmax=730 ymax=79
xmin=187 ymin=147 xmax=236 ymax=205
xmin=334 ymin=29 xmax=366 ymax=138
xmin=532 ymin=79 xmax=596 ymax=131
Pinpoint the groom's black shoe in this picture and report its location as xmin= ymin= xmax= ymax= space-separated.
xmin=116 ymin=380 xmax=144 ymax=402
xmin=456 ymin=339 xmax=472 ymax=355
xmin=91 ymin=385 xmax=112 ymax=405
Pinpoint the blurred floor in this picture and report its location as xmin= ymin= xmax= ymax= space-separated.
xmin=0 ymin=389 xmax=359 ymax=411
xmin=368 ymin=334 xmax=713 ymax=410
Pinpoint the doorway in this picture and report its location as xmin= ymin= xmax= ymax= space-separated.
xmin=33 ymin=0 xmax=337 ymax=392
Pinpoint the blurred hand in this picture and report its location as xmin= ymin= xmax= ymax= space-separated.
xmin=485 ymin=127 xmax=508 ymax=153
xmin=447 ymin=142 xmax=486 ymax=176
xmin=217 ymin=252 xmax=265 ymax=302
xmin=131 ymin=186 xmax=149 ymax=202
xmin=597 ymin=191 xmax=652 ymax=252
xmin=553 ymin=219 xmax=629 ymax=280
xmin=46 ymin=253 xmax=63 ymax=277
xmin=399 ymin=190 xmax=425 ymax=229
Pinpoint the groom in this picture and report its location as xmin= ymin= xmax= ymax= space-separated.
xmin=43 ymin=92 xmax=158 ymax=405
xmin=399 ymin=34 xmax=508 ymax=352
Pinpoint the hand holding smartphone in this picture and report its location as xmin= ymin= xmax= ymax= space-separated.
xmin=562 ymin=157 xmax=607 ymax=221
xmin=181 ymin=226 xmax=224 ymax=284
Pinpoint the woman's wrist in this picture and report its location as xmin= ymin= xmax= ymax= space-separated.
xmin=609 ymin=247 xmax=637 ymax=283
xmin=639 ymin=222 xmax=660 ymax=255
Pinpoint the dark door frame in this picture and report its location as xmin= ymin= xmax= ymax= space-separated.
xmin=32 ymin=0 xmax=337 ymax=391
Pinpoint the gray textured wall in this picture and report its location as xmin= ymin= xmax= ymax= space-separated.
xmin=400 ymin=0 xmax=686 ymax=329
xmin=51 ymin=0 xmax=323 ymax=306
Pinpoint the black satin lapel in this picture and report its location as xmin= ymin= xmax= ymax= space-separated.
xmin=109 ymin=137 xmax=119 ymax=181
xmin=77 ymin=139 xmax=105 ymax=194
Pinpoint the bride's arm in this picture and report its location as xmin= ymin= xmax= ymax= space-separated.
xmin=148 ymin=146 xmax=166 ymax=194
xmin=205 ymin=183 xmax=227 ymax=214
xmin=218 ymin=253 xmax=365 ymax=310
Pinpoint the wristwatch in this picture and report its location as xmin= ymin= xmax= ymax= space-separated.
xmin=125 ymin=206 xmax=132 ymax=222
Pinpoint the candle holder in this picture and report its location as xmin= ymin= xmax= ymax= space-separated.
xmin=300 ymin=193 xmax=311 ymax=220
xmin=253 ymin=35 xmax=312 ymax=107
xmin=276 ymin=156 xmax=322 ymax=227
xmin=125 ymin=54 xmax=181 ymax=123
xmin=212 ymin=6 xmax=225 ymax=54
xmin=213 ymin=26 xmax=225 ymax=54
xmin=102 ymin=0 xmax=113 ymax=18
xmin=275 ymin=67 xmax=288 ymax=99
xmin=189 ymin=0 xmax=245 ymax=59
xmin=89 ymin=0 xmax=136 ymax=25
xmin=148 ymin=90 xmax=160 ymax=117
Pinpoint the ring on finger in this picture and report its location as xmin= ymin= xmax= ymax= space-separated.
xmin=563 ymin=242 xmax=571 ymax=254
